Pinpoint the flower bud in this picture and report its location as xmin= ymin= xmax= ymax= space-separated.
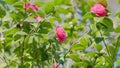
xmin=56 ymin=26 xmax=66 ymax=42
xmin=91 ymin=3 xmax=106 ymax=17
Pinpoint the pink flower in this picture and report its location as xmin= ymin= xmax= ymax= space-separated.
xmin=31 ymin=4 xmax=39 ymax=11
xmin=24 ymin=3 xmax=31 ymax=10
xmin=91 ymin=3 xmax=106 ymax=17
xmin=52 ymin=62 xmax=62 ymax=68
xmin=56 ymin=26 xmax=66 ymax=42
xmin=34 ymin=16 xmax=43 ymax=22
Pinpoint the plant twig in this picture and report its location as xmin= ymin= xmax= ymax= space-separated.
xmin=113 ymin=36 xmax=120 ymax=61
xmin=99 ymin=30 xmax=111 ymax=57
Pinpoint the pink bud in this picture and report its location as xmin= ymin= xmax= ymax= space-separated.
xmin=52 ymin=62 xmax=62 ymax=68
xmin=91 ymin=3 xmax=106 ymax=17
xmin=24 ymin=3 xmax=31 ymax=10
xmin=34 ymin=16 xmax=43 ymax=22
xmin=56 ymin=26 xmax=66 ymax=42
xmin=31 ymin=4 xmax=39 ymax=11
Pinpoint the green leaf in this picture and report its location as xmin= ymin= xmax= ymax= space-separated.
xmin=54 ymin=0 xmax=70 ymax=5
xmin=101 ymin=17 xmax=113 ymax=31
xmin=94 ymin=37 xmax=103 ymax=43
xmin=71 ymin=43 xmax=85 ymax=50
xmin=85 ymin=52 xmax=96 ymax=58
xmin=98 ymin=0 xmax=107 ymax=7
xmin=13 ymin=31 xmax=27 ymax=37
xmin=118 ymin=0 xmax=120 ymax=4
xmin=80 ymin=37 xmax=89 ymax=46
xmin=4 ymin=0 xmax=19 ymax=4
xmin=116 ymin=61 xmax=120 ymax=64
xmin=44 ymin=2 xmax=54 ymax=14
xmin=95 ymin=44 xmax=103 ymax=52
xmin=68 ymin=54 xmax=80 ymax=62
xmin=28 ymin=36 xmax=34 ymax=44
xmin=103 ymin=55 xmax=113 ymax=66
xmin=40 ymin=21 xmax=52 ymax=28
xmin=54 ymin=0 xmax=63 ymax=5
xmin=0 ymin=5 xmax=6 ymax=18
xmin=114 ymin=25 xmax=120 ymax=33
xmin=38 ymin=21 xmax=52 ymax=34
xmin=71 ymin=37 xmax=89 ymax=51
xmin=13 ymin=1 xmax=24 ymax=9
xmin=83 ymin=12 xmax=95 ymax=19
xmin=5 ymin=28 xmax=19 ymax=37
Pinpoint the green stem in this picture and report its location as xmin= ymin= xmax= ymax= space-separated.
xmin=1 ymin=19 xmax=9 ymax=68
xmin=3 ymin=46 xmax=9 ymax=68
xmin=113 ymin=36 xmax=120 ymax=61
xmin=99 ymin=30 xmax=111 ymax=57
xmin=21 ymin=41 xmax=24 ymax=65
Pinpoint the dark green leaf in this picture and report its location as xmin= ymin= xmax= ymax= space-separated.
xmin=0 ymin=5 xmax=6 ymax=18
xmin=94 ymin=37 xmax=103 ymax=43
xmin=101 ymin=17 xmax=113 ymax=31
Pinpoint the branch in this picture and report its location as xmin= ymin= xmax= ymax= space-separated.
xmin=99 ymin=30 xmax=111 ymax=57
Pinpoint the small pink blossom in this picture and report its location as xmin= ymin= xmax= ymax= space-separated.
xmin=34 ymin=16 xmax=43 ymax=22
xmin=52 ymin=62 xmax=62 ymax=68
xmin=56 ymin=26 xmax=66 ymax=42
xmin=31 ymin=4 xmax=39 ymax=11
xmin=24 ymin=3 xmax=31 ymax=10
xmin=91 ymin=3 xmax=106 ymax=17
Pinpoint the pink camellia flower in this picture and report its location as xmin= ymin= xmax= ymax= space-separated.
xmin=91 ymin=3 xmax=107 ymax=17
xmin=31 ymin=4 xmax=39 ymax=11
xmin=34 ymin=16 xmax=43 ymax=22
xmin=56 ymin=26 xmax=66 ymax=42
xmin=24 ymin=3 xmax=31 ymax=10
xmin=52 ymin=62 xmax=62 ymax=68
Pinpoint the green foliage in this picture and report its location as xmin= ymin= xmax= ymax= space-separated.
xmin=44 ymin=2 xmax=54 ymax=14
xmin=0 ymin=0 xmax=120 ymax=68
xmin=4 ymin=0 xmax=18 ymax=4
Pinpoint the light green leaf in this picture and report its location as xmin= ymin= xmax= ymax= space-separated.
xmin=44 ymin=2 xmax=54 ymax=14
xmin=4 ymin=0 xmax=19 ymax=4
xmin=83 ymin=12 xmax=95 ymax=19
xmin=13 ymin=31 xmax=27 ymax=37
xmin=68 ymin=54 xmax=80 ymax=62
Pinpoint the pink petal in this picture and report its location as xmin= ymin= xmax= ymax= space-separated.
xmin=52 ymin=62 xmax=62 ymax=68
xmin=34 ymin=16 xmax=43 ymax=22
xmin=56 ymin=26 xmax=66 ymax=42
xmin=90 ymin=3 xmax=106 ymax=17
xmin=24 ymin=3 xmax=31 ymax=10
xmin=31 ymin=4 xmax=39 ymax=11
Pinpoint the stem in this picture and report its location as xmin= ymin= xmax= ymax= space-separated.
xmin=1 ymin=40 xmax=9 ymax=68
xmin=3 ymin=54 xmax=9 ymax=68
xmin=20 ymin=40 xmax=24 ymax=65
xmin=99 ymin=30 xmax=111 ymax=57
xmin=64 ymin=48 xmax=71 ymax=59
xmin=113 ymin=36 xmax=120 ymax=61
xmin=20 ymin=0 xmax=27 ymax=65
xmin=0 ymin=19 xmax=9 ymax=68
